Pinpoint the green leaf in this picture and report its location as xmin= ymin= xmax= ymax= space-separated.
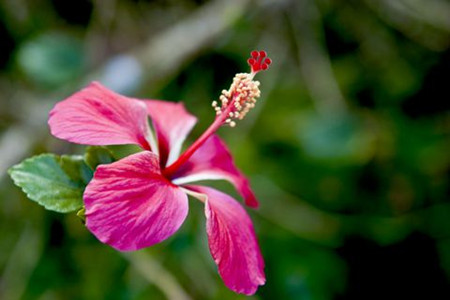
xmin=77 ymin=207 xmax=86 ymax=223
xmin=8 ymin=154 xmax=91 ymax=213
xmin=60 ymin=155 xmax=93 ymax=184
xmin=84 ymin=146 xmax=116 ymax=170
xmin=106 ymin=144 xmax=142 ymax=160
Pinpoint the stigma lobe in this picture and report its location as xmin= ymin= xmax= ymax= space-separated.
xmin=247 ymin=50 xmax=272 ymax=74
xmin=212 ymin=50 xmax=271 ymax=127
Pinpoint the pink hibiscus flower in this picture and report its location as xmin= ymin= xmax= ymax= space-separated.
xmin=48 ymin=51 xmax=272 ymax=295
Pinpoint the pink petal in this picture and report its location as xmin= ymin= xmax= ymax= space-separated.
xmin=144 ymin=100 xmax=197 ymax=167
xmin=172 ymin=135 xmax=259 ymax=208
xmin=186 ymin=185 xmax=265 ymax=295
xmin=49 ymin=82 xmax=153 ymax=150
xmin=84 ymin=151 xmax=188 ymax=251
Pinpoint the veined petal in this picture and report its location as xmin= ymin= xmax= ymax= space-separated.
xmin=186 ymin=185 xmax=265 ymax=295
xmin=49 ymin=82 xmax=153 ymax=150
xmin=171 ymin=135 xmax=258 ymax=207
xmin=84 ymin=151 xmax=188 ymax=251
xmin=144 ymin=100 xmax=197 ymax=167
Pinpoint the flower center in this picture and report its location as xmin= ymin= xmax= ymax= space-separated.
xmin=162 ymin=50 xmax=271 ymax=179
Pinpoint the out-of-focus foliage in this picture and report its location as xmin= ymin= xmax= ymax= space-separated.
xmin=0 ymin=0 xmax=449 ymax=299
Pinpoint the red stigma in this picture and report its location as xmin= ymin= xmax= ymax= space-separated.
xmin=247 ymin=50 xmax=271 ymax=74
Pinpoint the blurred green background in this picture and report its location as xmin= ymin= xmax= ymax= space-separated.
xmin=0 ymin=0 xmax=449 ymax=299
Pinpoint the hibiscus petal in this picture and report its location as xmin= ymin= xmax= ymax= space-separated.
xmin=49 ymin=82 xmax=153 ymax=150
xmin=186 ymin=185 xmax=265 ymax=295
xmin=84 ymin=151 xmax=188 ymax=251
xmin=171 ymin=135 xmax=258 ymax=207
xmin=144 ymin=100 xmax=197 ymax=167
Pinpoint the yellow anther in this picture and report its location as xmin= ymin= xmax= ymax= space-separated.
xmin=211 ymin=72 xmax=262 ymax=126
